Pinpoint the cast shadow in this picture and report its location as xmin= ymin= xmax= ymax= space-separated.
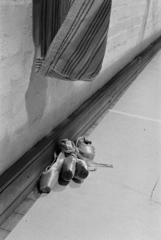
xmin=52 ymin=179 xmax=82 ymax=193
xmin=52 ymin=183 xmax=67 ymax=193
xmin=69 ymin=179 xmax=83 ymax=188
xmin=52 ymin=176 xmax=70 ymax=193
xmin=25 ymin=67 xmax=48 ymax=126
xmin=25 ymin=0 xmax=47 ymax=126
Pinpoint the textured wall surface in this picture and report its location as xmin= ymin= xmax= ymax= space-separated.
xmin=0 ymin=0 xmax=161 ymax=175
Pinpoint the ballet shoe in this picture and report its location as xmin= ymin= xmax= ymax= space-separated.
xmin=39 ymin=152 xmax=65 ymax=193
xmin=58 ymin=139 xmax=76 ymax=154
xmin=73 ymin=159 xmax=89 ymax=180
xmin=75 ymin=136 xmax=95 ymax=161
xmin=60 ymin=154 xmax=76 ymax=181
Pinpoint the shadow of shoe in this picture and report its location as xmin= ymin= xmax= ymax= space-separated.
xmin=58 ymin=175 xmax=70 ymax=186
xmin=52 ymin=182 xmax=68 ymax=192
xmin=72 ymin=178 xmax=84 ymax=185
xmin=69 ymin=179 xmax=83 ymax=188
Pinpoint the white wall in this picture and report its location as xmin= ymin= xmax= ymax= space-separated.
xmin=0 ymin=0 xmax=161 ymax=175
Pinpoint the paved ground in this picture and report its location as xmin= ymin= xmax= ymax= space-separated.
xmin=1 ymin=50 xmax=161 ymax=240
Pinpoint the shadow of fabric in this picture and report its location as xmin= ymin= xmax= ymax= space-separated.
xmin=25 ymin=0 xmax=48 ymax=126
xmin=25 ymin=64 xmax=48 ymax=126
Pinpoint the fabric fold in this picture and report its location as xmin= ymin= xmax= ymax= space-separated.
xmin=35 ymin=0 xmax=112 ymax=81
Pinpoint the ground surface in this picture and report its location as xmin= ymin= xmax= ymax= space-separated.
xmin=1 ymin=50 xmax=161 ymax=240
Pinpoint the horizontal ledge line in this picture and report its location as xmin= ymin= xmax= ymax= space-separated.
xmin=109 ymin=109 xmax=161 ymax=124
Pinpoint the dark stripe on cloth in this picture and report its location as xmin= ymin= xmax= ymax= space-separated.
xmin=76 ymin=34 xmax=108 ymax=79
xmin=47 ymin=0 xmax=95 ymax=70
xmin=36 ymin=0 xmax=112 ymax=81
xmin=62 ymin=0 xmax=110 ymax=75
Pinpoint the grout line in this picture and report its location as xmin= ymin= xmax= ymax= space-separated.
xmin=97 ymin=178 xmax=151 ymax=198
xmin=109 ymin=109 xmax=161 ymax=124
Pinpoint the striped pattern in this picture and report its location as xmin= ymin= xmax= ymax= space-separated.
xmin=35 ymin=0 xmax=71 ymax=72
xmin=36 ymin=0 xmax=112 ymax=81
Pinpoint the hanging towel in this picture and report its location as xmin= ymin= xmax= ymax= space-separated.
xmin=35 ymin=0 xmax=71 ymax=70
xmin=35 ymin=0 xmax=112 ymax=81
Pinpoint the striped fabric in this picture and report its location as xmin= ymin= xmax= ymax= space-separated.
xmin=35 ymin=0 xmax=71 ymax=70
xmin=36 ymin=0 xmax=112 ymax=81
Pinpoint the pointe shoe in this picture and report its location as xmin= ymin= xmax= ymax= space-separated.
xmin=60 ymin=154 xmax=76 ymax=181
xmin=73 ymin=159 xmax=89 ymax=181
xmin=75 ymin=136 xmax=95 ymax=161
xmin=39 ymin=152 xmax=65 ymax=193
xmin=76 ymin=136 xmax=113 ymax=169
xmin=59 ymin=139 xmax=76 ymax=154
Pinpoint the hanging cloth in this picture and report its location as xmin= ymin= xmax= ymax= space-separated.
xmin=35 ymin=0 xmax=112 ymax=81
xmin=35 ymin=0 xmax=71 ymax=71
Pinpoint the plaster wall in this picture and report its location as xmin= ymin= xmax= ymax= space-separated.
xmin=0 ymin=0 xmax=161 ymax=175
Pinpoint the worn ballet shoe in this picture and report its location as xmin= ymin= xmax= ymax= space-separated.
xmin=75 ymin=136 xmax=95 ymax=161
xmin=59 ymin=139 xmax=76 ymax=154
xmin=74 ymin=159 xmax=89 ymax=181
xmin=39 ymin=152 xmax=65 ymax=193
xmin=60 ymin=154 xmax=76 ymax=181
xmin=76 ymin=136 xmax=113 ymax=169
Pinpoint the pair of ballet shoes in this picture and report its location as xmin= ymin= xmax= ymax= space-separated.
xmin=60 ymin=154 xmax=89 ymax=182
xmin=39 ymin=152 xmax=89 ymax=193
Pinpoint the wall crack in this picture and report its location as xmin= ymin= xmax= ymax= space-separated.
xmin=150 ymin=177 xmax=159 ymax=200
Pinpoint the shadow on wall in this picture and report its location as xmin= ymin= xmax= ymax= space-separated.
xmin=25 ymin=0 xmax=74 ymax=128
xmin=25 ymin=59 xmax=48 ymax=126
xmin=25 ymin=0 xmax=47 ymax=126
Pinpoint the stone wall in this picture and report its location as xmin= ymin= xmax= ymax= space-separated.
xmin=0 ymin=0 xmax=161 ymax=174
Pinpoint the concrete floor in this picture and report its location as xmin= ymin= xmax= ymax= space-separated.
xmin=3 ymin=50 xmax=161 ymax=240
